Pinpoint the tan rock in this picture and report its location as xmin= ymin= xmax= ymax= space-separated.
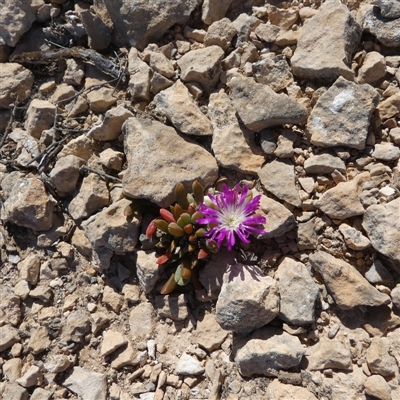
xmin=268 ymin=5 xmax=299 ymax=30
xmin=202 ymin=0 xmax=233 ymax=25
xmin=2 ymin=177 xmax=56 ymax=231
xmin=208 ymin=91 xmax=264 ymax=174
xmin=266 ymin=379 xmax=317 ymax=400
xmin=192 ymin=313 xmax=228 ymax=352
xmin=102 ymin=286 xmax=123 ymax=313
xmin=306 ymin=338 xmax=352 ymax=370
xmin=27 ymin=326 xmax=51 ymax=355
xmin=24 ymin=99 xmax=56 ymax=139
xmin=127 ymin=47 xmax=151 ymax=101
xmin=3 ymin=358 xmax=22 ymax=383
xmin=16 ymin=365 xmax=42 ymax=388
xmin=254 ymin=23 xmax=281 ymax=43
xmin=314 ymin=172 xmax=370 ymax=220
xmin=64 ymin=58 xmax=85 ymax=86
xmin=178 ymin=46 xmax=224 ymax=92
xmin=122 ymin=117 xmax=218 ymax=208
xmin=68 ymin=173 xmax=109 ymax=220
xmin=49 ymin=155 xmax=86 ymax=195
xmin=100 ymin=330 xmax=128 ymax=356
xmin=154 ymin=80 xmax=213 ymax=136
xmin=87 ymin=87 xmax=117 ymax=113
xmin=358 ymin=51 xmax=386 ymax=84
xmin=0 ymin=286 xmax=20 ymax=327
xmin=366 ymin=337 xmax=397 ymax=376
xmin=309 ymin=251 xmax=391 ymax=310
xmin=87 ymin=105 xmax=134 ymax=141
xmin=51 ymin=83 xmax=76 ymax=104
xmin=17 ymin=253 xmax=41 ymax=285
xmin=149 ymin=51 xmax=175 ymax=78
xmin=204 ymin=18 xmax=237 ymax=51
xmin=0 ymin=325 xmax=20 ymax=352
xmin=57 ymin=134 xmax=94 ymax=160
xmin=364 ymin=375 xmax=391 ymax=400
xmin=377 ymin=92 xmax=400 ymax=120
xmin=0 ymin=63 xmax=33 ymax=108
xmin=291 ymin=0 xmax=361 ymax=80
xmin=258 ymin=159 xmax=302 ymax=207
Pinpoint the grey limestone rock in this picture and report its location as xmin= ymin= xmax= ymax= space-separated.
xmin=234 ymin=327 xmax=305 ymax=377
xmin=307 ymin=76 xmax=380 ymax=150
xmin=95 ymin=0 xmax=198 ymax=50
xmin=228 ymin=76 xmax=308 ymax=132
xmin=275 ymin=257 xmax=319 ymax=326
xmin=304 ymin=153 xmax=346 ymax=174
xmin=216 ymin=264 xmax=279 ymax=335
xmin=362 ymin=197 xmax=400 ymax=262
xmin=363 ymin=5 xmax=400 ymax=47
xmin=252 ymin=55 xmax=294 ymax=93
xmin=63 ymin=367 xmax=107 ymax=400
xmin=83 ymin=198 xmax=141 ymax=254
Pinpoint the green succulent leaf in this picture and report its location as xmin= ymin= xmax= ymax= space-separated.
xmin=154 ymin=219 xmax=169 ymax=233
xmin=168 ymin=222 xmax=184 ymax=237
xmin=177 ymin=213 xmax=191 ymax=228
xmin=192 ymin=180 xmax=204 ymax=205
xmin=175 ymin=183 xmax=190 ymax=209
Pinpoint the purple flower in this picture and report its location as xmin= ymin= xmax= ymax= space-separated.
xmin=197 ymin=184 xmax=267 ymax=251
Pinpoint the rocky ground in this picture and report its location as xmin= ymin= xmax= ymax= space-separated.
xmin=1 ymin=0 xmax=400 ymax=399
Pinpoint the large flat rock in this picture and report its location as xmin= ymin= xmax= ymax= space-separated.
xmin=122 ymin=117 xmax=218 ymax=207
xmin=228 ymin=76 xmax=308 ymax=132
xmin=96 ymin=0 xmax=198 ymax=50
xmin=307 ymin=76 xmax=380 ymax=150
xmin=208 ymin=91 xmax=265 ymax=174
xmin=309 ymin=251 xmax=390 ymax=310
xmin=291 ymin=0 xmax=361 ymax=80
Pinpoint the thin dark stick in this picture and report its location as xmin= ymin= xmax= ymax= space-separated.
xmin=0 ymin=102 xmax=18 ymax=150
xmin=80 ymin=165 xmax=122 ymax=183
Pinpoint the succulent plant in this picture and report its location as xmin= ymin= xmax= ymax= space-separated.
xmin=146 ymin=181 xmax=218 ymax=294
